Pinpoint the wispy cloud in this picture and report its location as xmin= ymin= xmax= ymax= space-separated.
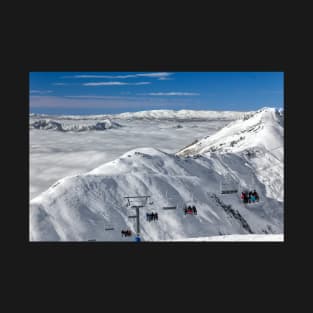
xmin=64 ymin=72 xmax=174 ymax=80
xmin=30 ymin=90 xmax=53 ymax=94
xmin=72 ymin=75 xmax=135 ymax=79
xmin=158 ymin=77 xmax=173 ymax=80
xmin=136 ymin=72 xmax=173 ymax=79
xmin=139 ymin=92 xmax=200 ymax=96
xmin=83 ymin=81 xmax=151 ymax=86
xmin=64 ymin=95 xmax=126 ymax=99
xmin=52 ymin=83 xmax=68 ymax=86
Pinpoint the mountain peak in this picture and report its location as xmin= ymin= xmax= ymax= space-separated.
xmin=177 ymin=107 xmax=283 ymax=156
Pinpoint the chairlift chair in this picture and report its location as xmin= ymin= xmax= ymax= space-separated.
xmin=239 ymin=184 xmax=263 ymax=206
xmin=104 ymin=221 xmax=115 ymax=231
xmin=220 ymin=176 xmax=239 ymax=195
xmin=162 ymin=190 xmax=177 ymax=210
xmin=183 ymin=199 xmax=197 ymax=215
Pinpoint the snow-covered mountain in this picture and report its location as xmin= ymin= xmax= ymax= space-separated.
xmin=30 ymin=109 xmax=247 ymax=121
xmin=177 ymin=107 xmax=284 ymax=201
xmin=177 ymin=108 xmax=283 ymax=155
xmin=30 ymin=119 xmax=122 ymax=131
xmin=30 ymin=108 xmax=284 ymax=241
xmin=114 ymin=109 xmax=247 ymax=121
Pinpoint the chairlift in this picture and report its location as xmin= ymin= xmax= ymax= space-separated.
xmin=239 ymin=186 xmax=263 ymax=206
xmin=121 ymin=229 xmax=132 ymax=237
xmin=162 ymin=190 xmax=177 ymax=210
xmin=220 ymin=176 xmax=239 ymax=195
xmin=104 ymin=220 xmax=115 ymax=231
xmin=183 ymin=204 xmax=197 ymax=215
xmin=183 ymin=196 xmax=197 ymax=215
xmin=146 ymin=211 xmax=158 ymax=222
xmin=163 ymin=206 xmax=177 ymax=210
xmin=124 ymin=196 xmax=150 ymax=208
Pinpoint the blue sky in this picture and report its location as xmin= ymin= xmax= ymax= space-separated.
xmin=29 ymin=72 xmax=284 ymax=115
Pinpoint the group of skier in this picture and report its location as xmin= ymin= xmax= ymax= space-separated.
xmin=240 ymin=190 xmax=259 ymax=204
xmin=146 ymin=212 xmax=158 ymax=221
xmin=121 ymin=229 xmax=132 ymax=237
xmin=184 ymin=205 xmax=197 ymax=215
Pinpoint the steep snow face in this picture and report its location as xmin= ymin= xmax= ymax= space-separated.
xmin=177 ymin=108 xmax=284 ymax=201
xmin=30 ymin=119 xmax=122 ymax=131
xmin=177 ymin=108 xmax=283 ymax=155
xmin=30 ymin=147 xmax=283 ymax=241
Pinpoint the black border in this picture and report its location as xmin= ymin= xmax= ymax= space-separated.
xmin=7 ymin=31 xmax=294 ymax=278
xmin=5 ymin=5 xmax=300 ymax=303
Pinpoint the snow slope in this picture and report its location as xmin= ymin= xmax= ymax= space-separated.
xmin=167 ymin=234 xmax=284 ymax=241
xmin=177 ymin=108 xmax=283 ymax=155
xmin=30 ymin=149 xmax=283 ymax=241
xmin=177 ymin=108 xmax=284 ymax=201
xmin=30 ymin=107 xmax=283 ymax=241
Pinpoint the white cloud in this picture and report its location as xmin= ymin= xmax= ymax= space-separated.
xmin=136 ymin=72 xmax=173 ymax=78
xmin=73 ymin=75 xmax=136 ymax=79
xmin=65 ymin=72 xmax=174 ymax=80
xmin=52 ymin=83 xmax=68 ymax=86
xmin=158 ymin=77 xmax=173 ymax=80
xmin=134 ymin=82 xmax=151 ymax=85
xmin=64 ymin=96 xmax=126 ymax=99
xmin=30 ymin=90 xmax=53 ymax=94
xmin=83 ymin=81 xmax=151 ymax=86
xmin=139 ymin=92 xmax=200 ymax=96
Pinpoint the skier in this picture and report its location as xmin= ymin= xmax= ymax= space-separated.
xmin=253 ymin=190 xmax=259 ymax=202
xmin=241 ymin=192 xmax=248 ymax=204
xmin=192 ymin=205 xmax=197 ymax=215
xmin=155 ymin=213 xmax=158 ymax=220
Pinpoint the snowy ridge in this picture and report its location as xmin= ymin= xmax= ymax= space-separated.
xmin=30 ymin=107 xmax=283 ymax=241
xmin=30 ymin=145 xmax=283 ymax=241
xmin=114 ymin=110 xmax=247 ymax=121
xmin=30 ymin=119 xmax=122 ymax=131
xmin=177 ymin=108 xmax=283 ymax=155
xmin=30 ymin=109 xmax=248 ymax=121
xmin=176 ymin=108 xmax=284 ymax=201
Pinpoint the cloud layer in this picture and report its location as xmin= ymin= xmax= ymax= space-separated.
xmin=65 ymin=72 xmax=173 ymax=80
xmin=83 ymin=81 xmax=151 ymax=86
xmin=139 ymin=92 xmax=200 ymax=96
xmin=30 ymin=90 xmax=53 ymax=94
